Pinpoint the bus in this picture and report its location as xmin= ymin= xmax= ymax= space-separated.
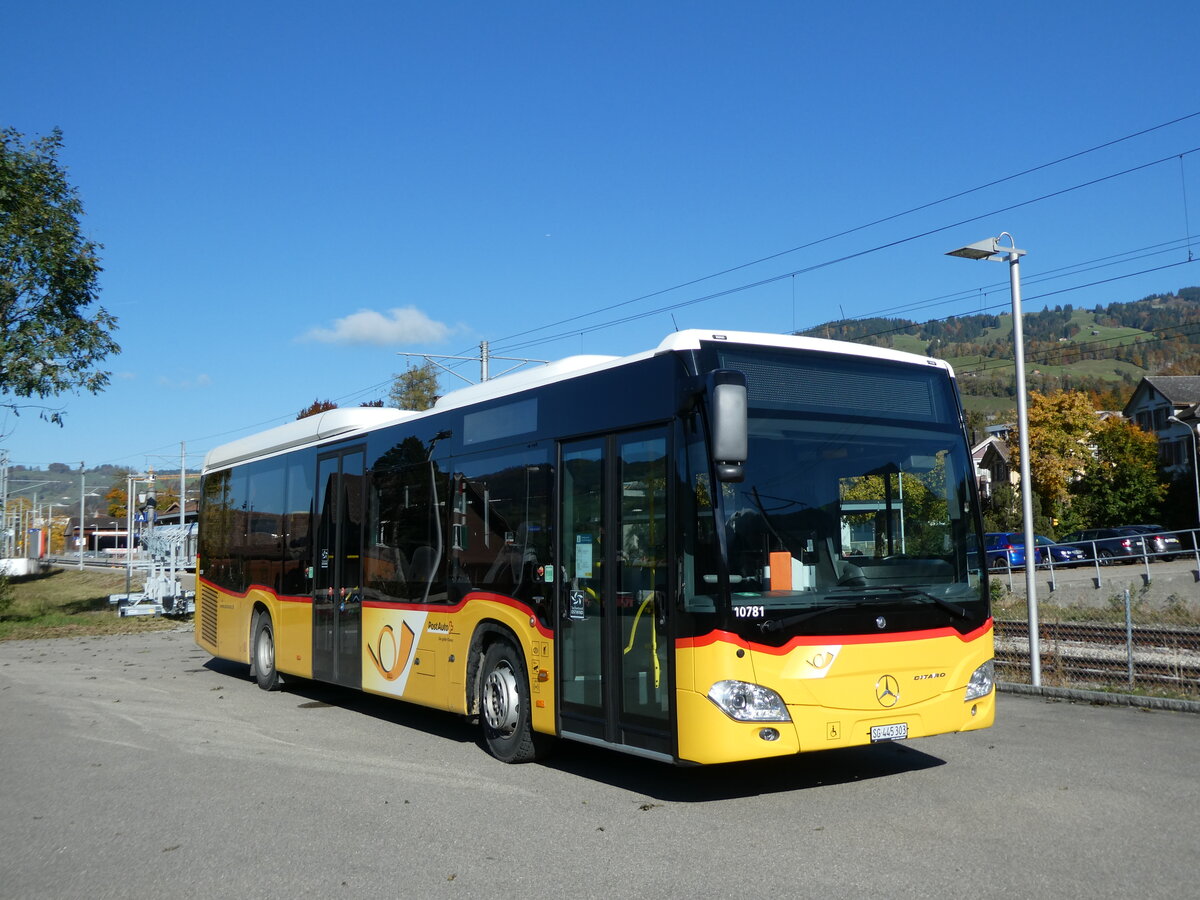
xmin=196 ymin=330 xmax=995 ymax=764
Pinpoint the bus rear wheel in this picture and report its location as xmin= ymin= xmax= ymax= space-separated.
xmin=252 ymin=612 xmax=282 ymax=692
xmin=480 ymin=639 xmax=547 ymax=763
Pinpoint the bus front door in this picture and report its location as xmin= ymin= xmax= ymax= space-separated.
xmin=313 ymin=447 xmax=365 ymax=688
xmin=559 ymin=429 xmax=671 ymax=758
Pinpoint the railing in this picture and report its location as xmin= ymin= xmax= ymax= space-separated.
xmin=988 ymin=527 xmax=1200 ymax=701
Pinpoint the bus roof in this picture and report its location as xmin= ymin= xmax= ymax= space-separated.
xmin=203 ymin=407 xmax=417 ymax=472
xmin=203 ymin=330 xmax=953 ymax=472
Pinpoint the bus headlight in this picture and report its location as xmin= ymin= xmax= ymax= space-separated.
xmin=707 ymin=680 xmax=791 ymax=722
xmin=964 ymin=660 xmax=995 ymax=701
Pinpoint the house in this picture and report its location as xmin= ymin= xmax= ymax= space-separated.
xmin=972 ymin=435 xmax=1013 ymax=500
xmin=158 ymin=498 xmax=199 ymax=524
xmin=1122 ymin=375 xmax=1200 ymax=476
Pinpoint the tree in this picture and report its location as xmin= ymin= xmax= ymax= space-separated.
xmin=1 ymin=128 xmax=119 ymax=426
xmin=1013 ymin=390 xmax=1096 ymax=526
xmin=297 ymin=398 xmax=338 ymax=420
xmin=1070 ymin=418 xmax=1166 ymax=526
xmin=964 ymin=409 xmax=991 ymax=447
xmin=982 ymin=484 xmax=1053 ymax=537
xmin=105 ymin=480 xmax=127 ymax=518
xmin=389 ymin=363 xmax=440 ymax=411
xmin=982 ymin=483 xmax=1021 ymax=534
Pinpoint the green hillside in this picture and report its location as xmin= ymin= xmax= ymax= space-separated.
xmin=801 ymin=286 xmax=1200 ymax=415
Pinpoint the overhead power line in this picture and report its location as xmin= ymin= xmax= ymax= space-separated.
xmin=485 ymin=111 xmax=1200 ymax=352
xmin=493 ymin=145 xmax=1200 ymax=356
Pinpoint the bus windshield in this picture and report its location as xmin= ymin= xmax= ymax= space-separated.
xmin=684 ymin=344 xmax=987 ymax=641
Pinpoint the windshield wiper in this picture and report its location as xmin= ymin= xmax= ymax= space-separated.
xmin=758 ymin=598 xmax=886 ymax=634
xmin=871 ymin=586 xmax=971 ymax=620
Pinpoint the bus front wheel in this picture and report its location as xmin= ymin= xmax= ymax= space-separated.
xmin=252 ymin=612 xmax=282 ymax=692
xmin=480 ymin=638 xmax=547 ymax=763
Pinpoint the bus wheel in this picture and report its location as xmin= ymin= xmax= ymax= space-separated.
xmin=252 ymin=612 xmax=282 ymax=692
xmin=480 ymin=639 xmax=546 ymax=763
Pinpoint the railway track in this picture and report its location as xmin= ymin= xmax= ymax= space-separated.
xmin=994 ymin=618 xmax=1200 ymax=690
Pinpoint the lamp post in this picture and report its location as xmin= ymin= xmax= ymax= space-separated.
xmin=78 ymin=462 xmax=86 ymax=570
xmin=1167 ymin=415 xmax=1200 ymax=534
xmin=947 ymin=234 xmax=1041 ymax=686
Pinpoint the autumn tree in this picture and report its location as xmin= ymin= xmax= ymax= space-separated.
xmin=105 ymin=480 xmax=127 ymax=518
xmin=297 ymin=398 xmax=338 ymax=420
xmin=1012 ymin=390 xmax=1097 ymax=527
xmin=154 ymin=487 xmax=179 ymax=518
xmin=1070 ymin=417 xmax=1166 ymax=526
xmin=1 ymin=128 xmax=119 ymax=427
xmin=389 ymin=362 xmax=440 ymax=411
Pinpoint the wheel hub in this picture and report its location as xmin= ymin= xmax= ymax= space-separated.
xmin=483 ymin=663 xmax=520 ymax=734
xmin=257 ymin=629 xmax=274 ymax=673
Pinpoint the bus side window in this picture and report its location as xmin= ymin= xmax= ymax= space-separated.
xmin=450 ymin=452 xmax=552 ymax=623
xmin=367 ymin=462 xmax=447 ymax=603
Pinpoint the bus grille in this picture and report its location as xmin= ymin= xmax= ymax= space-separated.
xmin=198 ymin=585 xmax=218 ymax=647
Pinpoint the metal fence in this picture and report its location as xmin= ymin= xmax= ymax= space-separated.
xmin=990 ymin=528 xmax=1200 ymax=700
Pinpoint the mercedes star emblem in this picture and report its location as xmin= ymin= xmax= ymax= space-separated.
xmin=876 ymin=674 xmax=900 ymax=707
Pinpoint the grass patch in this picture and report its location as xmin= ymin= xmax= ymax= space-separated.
xmin=0 ymin=568 xmax=184 ymax=640
xmin=992 ymin=587 xmax=1200 ymax=628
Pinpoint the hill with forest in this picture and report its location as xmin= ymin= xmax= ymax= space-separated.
xmin=801 ymin=286 xmax=1200 ymax=415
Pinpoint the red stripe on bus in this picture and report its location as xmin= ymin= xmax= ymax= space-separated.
xmin=196 ymin=576 xmax=311 ymax=604
xmin=676 ymin=619 xmax=993 ymax=653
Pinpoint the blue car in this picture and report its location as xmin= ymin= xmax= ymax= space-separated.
xmin=1033 ymin=534 xmax=1087 ymax=568
xmin=984 ymin=532 xmax=1043 ymax=569
xmin=985 ymin=533 xmax=1087 ymax=569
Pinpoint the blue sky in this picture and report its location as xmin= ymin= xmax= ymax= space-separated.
xmin=3 ymin=0 xmax=1200 ymax=474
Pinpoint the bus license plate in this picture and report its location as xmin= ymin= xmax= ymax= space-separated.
xmin=870 ymin=723 xmax=908 ymax=743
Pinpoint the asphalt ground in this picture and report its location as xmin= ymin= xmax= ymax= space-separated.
xmin=1 ymin=627 xmax=1197 ymax=899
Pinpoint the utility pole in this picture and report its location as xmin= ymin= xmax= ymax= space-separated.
xmin=0 ymin=451 xmax=8 ymax=558
xmin=179 ymin=442 xmax=187 ymax=525
xmin=396 ymin=341 xmax=547 ymax=386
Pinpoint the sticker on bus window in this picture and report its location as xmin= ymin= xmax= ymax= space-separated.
xmin=575 ymin=534 xmax=593 ymax=576
xmin=569 ymin=590 xmax=586 ymax=620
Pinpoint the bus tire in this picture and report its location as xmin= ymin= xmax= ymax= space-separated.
xmin=252 ymin=611 xmax=282 ymax=692
xmin=480 ymin=638 xmax=546 ymax=763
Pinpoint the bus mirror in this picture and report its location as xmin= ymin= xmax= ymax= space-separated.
xmin=709 ymin=370 xmax=747 ymax=483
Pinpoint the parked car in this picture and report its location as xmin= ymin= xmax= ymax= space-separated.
xmin=1032 ymin=534 xmax=1088 ymax=568
xmin=1125 ymin=525 xmax=1183 ymax=560
xmin=983 ymin=532 xmax=1046 ymax=570
xmin=1058 ymin=527 xmax=1146 ymax=565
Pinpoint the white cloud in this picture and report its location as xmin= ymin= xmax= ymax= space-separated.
xmin=302 ymin=307 xmax=452 ymax=346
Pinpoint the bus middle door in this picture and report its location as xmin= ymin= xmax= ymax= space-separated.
xmin=313 ymin=447 xmax=365 ymax=689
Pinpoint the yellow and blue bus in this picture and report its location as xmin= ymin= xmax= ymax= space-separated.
xmin=196 ymin=330 xmax=994 ymax=764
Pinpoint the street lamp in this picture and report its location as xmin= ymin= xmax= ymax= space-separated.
xmin=1167 ymin=415 xmax=1200 ymax=532
xmin=947 ymin=234 xmax=1042 ymax=686
xmin=78 ymin=462 xmax=86 ymax=570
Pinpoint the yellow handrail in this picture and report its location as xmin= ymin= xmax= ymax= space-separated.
xmin=622 ymin=592 xmax=661 ymax=688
